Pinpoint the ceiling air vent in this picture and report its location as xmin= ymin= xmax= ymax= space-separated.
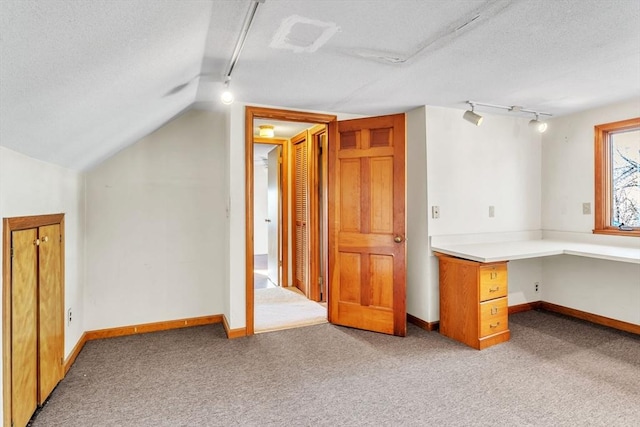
xmin=270 ymin=15 xmax=339 ymax=53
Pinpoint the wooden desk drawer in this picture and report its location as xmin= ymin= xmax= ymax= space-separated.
xmin=480 ymin=297 xmax=508 ymax=337
xmin=479 ymin=264 xmax=507 ymax=301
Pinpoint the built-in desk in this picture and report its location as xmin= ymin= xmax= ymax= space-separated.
xmin=432 ymin=236 xmax=640 ymax=348
xmin=431 ymin=239 xmax=640 ymax=264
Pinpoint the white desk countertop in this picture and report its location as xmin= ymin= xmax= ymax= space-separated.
xmin=431 ymin=239 xmax=640 ymax=264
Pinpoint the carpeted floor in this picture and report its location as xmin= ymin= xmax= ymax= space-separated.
xmin=254 ymin=286 xmax=327 ymax=333
xmin=30 ymin=310 xmax=640 ymax=426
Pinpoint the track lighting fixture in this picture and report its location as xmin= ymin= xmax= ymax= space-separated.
xmin=464 ymin=101 xmax=552 ymax=131
xmin=463 ymin=102 xmax=484 ymax=126
xmin=529 ymin=114 xmax=548 ymax=133
xmin=220 ymin=90 xmax=234 ymax=105
xmin=220 ymin=77 xmax=234 ymax=105
xmin=219 ymin=0 xmax=263 ymax=105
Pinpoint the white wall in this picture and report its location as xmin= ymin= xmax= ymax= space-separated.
xmin=542 ymin=98 xmax=640 ymax=231
xmin=541 ymin=98 xmax=640 ymax=322
xmin=84 ymin=109 xmax=227 ymax=330
xmin=0 ymin=146 xmax=85 ymax=422
xmin=422 ymin=105 xmax=543 ymax=322
xmin=253 ymin=162 xmax=268 ymax=254
xmin=406 ymin=107 xmax=430 ymax=320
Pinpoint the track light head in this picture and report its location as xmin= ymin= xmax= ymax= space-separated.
xmin=221 ymin=90 xmax=234 ymax=105
xmin=463 ymin=103 xmax=483 ymax=126
xmin=220 ymin=76 xmax=234 ymax=105
xmin=529 ymin=114 xmax=548 ymax=133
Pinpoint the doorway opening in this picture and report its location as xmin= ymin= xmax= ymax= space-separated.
xmin=245 ymin=107 xmax=336 ymax=335
xmin=253 ymin=140 xmax=287 ymax=291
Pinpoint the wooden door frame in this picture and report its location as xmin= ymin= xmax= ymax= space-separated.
xmin=245 ymin=106 xmax=336 ymax=335
xmin=308 ymin=125 xmax=328 ymax=302
xmin=3 ymin=213 xmax=65 ymax=427
xmin=253 ymin=137 xmax=288 ymax=289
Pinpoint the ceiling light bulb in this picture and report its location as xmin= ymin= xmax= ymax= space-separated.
xmin=463 ymin=106 xmax=483 ymax=126
xmin=221 ymin=90 xmax=234 ymax=105
xmin=259 ymin=125 xmax=275 ymax=138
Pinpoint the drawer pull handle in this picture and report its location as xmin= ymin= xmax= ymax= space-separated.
xmin=489 ymin=286 xmax=500 ymax=292
xmin=490 ymin=272 xmax=498 ymax=279
xmin=490 ymin=322 xmax=501 ymax=329
xmin=491 ymin=307 xmax=498 ymax=315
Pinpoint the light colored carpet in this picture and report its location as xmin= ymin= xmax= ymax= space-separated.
xmin=30 ymin=311 xmax=640 ymax=426
xmin=254 ymin=286 xmax=327 ymax=333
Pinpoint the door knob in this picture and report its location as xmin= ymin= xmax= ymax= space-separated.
xmin=265 ymin=219 xmax=271 ymax=223
xmin=394 ymin=236 xmax=404 ymax=243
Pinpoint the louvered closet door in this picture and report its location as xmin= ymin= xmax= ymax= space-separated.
xmin=11 ymin=229 xmax=39 ymax=427
xmin=293 ymin=137 xmax=309 ymax=295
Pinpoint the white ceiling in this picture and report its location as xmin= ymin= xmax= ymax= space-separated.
xmin=1 ymin=0 xmax=639 ymax=170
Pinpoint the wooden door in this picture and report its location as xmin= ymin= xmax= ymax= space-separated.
xmin=11 ymin=229 xmax=38 ymax=427
xmin=37 ymin=224 xmax=64 ymax=403
xmin=292 ymin=133 xmax=309 ymax=296
xmin=267 ymin=146 xmax=281 ymax=286
xmin=328 ymin=114 xmax=406 ymax=336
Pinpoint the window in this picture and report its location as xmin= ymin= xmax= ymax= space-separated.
xmin=594 ymin=117 xmax=640 ymax=236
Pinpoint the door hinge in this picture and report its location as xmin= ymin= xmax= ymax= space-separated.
xmin=318 ymin=276 xmax=323 ymax=286
xmin=10 ymin=247 xmax=14 ymax=258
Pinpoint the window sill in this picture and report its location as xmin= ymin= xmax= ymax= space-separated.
xmin=593 ymin=229 xmax=640 ymax=238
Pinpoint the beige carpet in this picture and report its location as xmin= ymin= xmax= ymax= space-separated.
xmin=254 ymin=286 xmax=327 ymax=333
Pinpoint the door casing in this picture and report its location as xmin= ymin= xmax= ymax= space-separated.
xmin=245 ymin=107 xmax=336 ymax=335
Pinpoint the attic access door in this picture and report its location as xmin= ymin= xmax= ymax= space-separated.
xmin=3 ymin=214 xmax=65 ymax=427
xmin=328 ymin=114 xmax=407 ymax=336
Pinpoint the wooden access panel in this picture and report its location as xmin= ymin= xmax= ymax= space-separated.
xmin=37 ymin=224 xmax=64 ymax=403
xmin=11 ymin=229 xmax=38 ymax=427
xmin=4 ymin=214 xmax=65 ymax=427
xmin=328 ymin=114 xmax=406 ymax=336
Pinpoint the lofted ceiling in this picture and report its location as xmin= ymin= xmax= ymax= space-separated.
xmin=1 ymin=0 xmax=639 ymax=170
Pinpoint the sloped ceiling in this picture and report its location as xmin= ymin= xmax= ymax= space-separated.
xmin=1 ymin=0 xmax=639 ymax=170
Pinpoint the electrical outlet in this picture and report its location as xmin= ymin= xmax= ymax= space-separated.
xmin=432 ymin=205 xmax=440 ymax=219
xmin=489 ymin=206 xmax=495 ymax=218
xmin=534 ymin=282 xmax=539 ymax=293
xmin=67 ymin=308 xmax=72 ymax=325
xmin=582 ymin=202 xmax=591 ymax=215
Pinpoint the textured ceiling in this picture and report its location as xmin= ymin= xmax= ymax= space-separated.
xmin=1 ymin=0 xmax=639 ymax=170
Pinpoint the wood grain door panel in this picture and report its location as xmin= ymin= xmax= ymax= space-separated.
xmin=329 ymin=113 xmax=406 ymax=336
xmin=11 ymin=229 xmax=38 ymax=427
xmin=38 ymin=224 xmax=64 ymax=403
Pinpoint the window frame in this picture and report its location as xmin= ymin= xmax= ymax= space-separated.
xmin=594 ymin=117 xmax=640 ymax=237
